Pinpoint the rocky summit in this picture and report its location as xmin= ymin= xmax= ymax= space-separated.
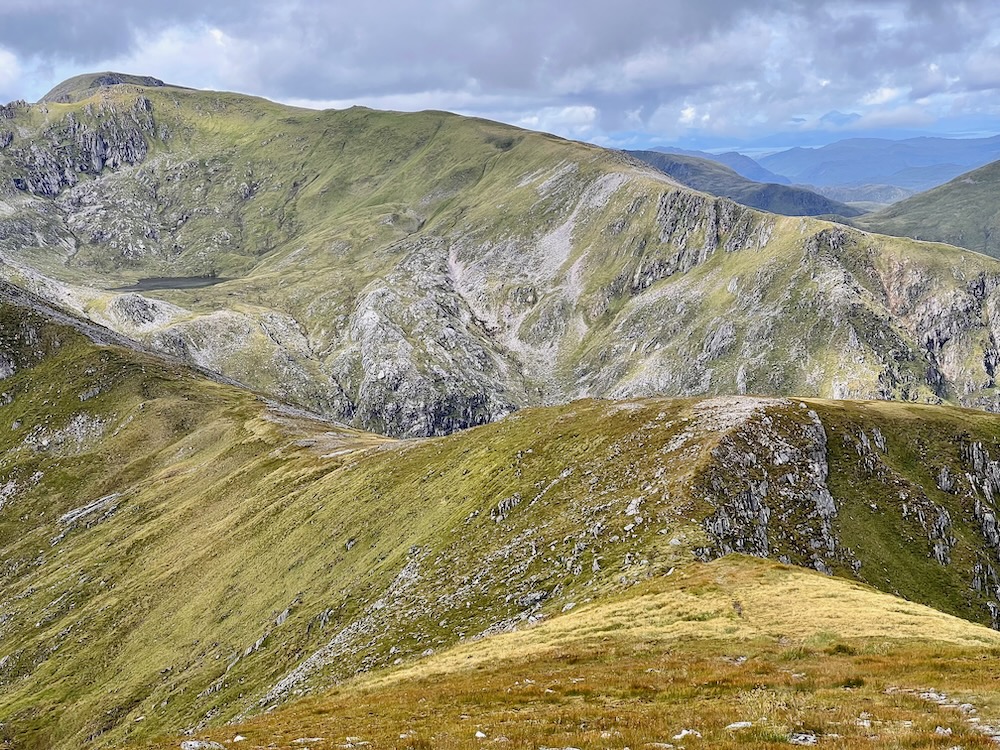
xmin=5 ymin=74 xmax=1000 ymax=750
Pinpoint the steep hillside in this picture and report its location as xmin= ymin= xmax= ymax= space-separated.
xmin=4 ymin=77 xmax=1000 ymax=439
xmin=10 ymin=283 xmax=1000 ymax=747
xmin=859 ymin=160 xmax=1000 ymax=258
xmin=626 ymin=150 xmax=861 ymax=217
xmin=759 ymin=135 xmax=1000 ymax=190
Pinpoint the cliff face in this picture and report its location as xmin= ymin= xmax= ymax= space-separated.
xmin=2 ymin=96 xmax=156 ymax=197
xmin=2 ymin=82 xmax=1000 ymax=437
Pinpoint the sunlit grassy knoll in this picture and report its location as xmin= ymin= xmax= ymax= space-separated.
xmin=135 ymin=556 xmax=1000 ymax=750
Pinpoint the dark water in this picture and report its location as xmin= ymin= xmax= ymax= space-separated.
xmin=112 ymin=275 xmax=229 ymax=292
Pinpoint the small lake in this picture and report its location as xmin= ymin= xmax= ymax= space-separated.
xmin=112 ymin=275 xmax=229 ymax=292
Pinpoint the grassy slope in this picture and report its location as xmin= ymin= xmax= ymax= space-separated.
xmin=858 ymin=159 xmax=1000 ymax=258
xmin=626 ymin=150 xmax=862 ymax=217
xmin=9 ymin=278 xmax=1000 ymax=749
xmin=137 ymin=556 xmax=1000 ymax=750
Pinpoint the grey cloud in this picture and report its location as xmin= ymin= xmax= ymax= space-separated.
xmin=0 ymin=0 xmax=247 ymax=61
xmin=2 ymin=0 xmax=1000 ymax=145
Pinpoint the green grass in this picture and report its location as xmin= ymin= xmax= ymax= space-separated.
xmin=858 ymin=160 xmax=1000 ymax=257
xmin=133 ymin=557 xmax=1000 ymax=750
xmin=8 ymin=287 xmax=1000 ymax=748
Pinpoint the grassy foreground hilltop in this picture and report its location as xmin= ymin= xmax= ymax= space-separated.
xmin=137 ymin=557 xmax=1000 ymax=750
xmin=5 ymin=75 xmax=1000 ymax=437
xmin=6 ymin=284 xmax=1000 ymax=747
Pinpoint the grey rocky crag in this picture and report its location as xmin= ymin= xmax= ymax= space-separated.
xmin=3 ymin=96 xmax=156 ymax=197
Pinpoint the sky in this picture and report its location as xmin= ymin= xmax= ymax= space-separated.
xmin=1 ymin=0 xmax=999 ymax=151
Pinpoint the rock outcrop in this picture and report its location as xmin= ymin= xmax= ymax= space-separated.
xmin=4 ymin=96 xmax=155 ymax=197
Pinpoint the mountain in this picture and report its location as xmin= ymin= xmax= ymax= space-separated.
xmin=858 ymin=160 xmax=1000 ymax=258
xmin=7 ymin=75 xmax=1000 ymax=440
xmin=626 ymin=150 xmax=862 ymax=217
xmin=810 ymin=183 xmax=914 ymax=208
xmin=649 ymin=145 xmax=791 ymax=184
xmin=9 ymin=281 xmax=1000 ymax=748
xmin=39 ymin=72 xmax=173 ymax=104
xmin=8 ymin=72 xmax=1000 ymax=749
xmin=758 ymin=135 xmax=1000 ymax=190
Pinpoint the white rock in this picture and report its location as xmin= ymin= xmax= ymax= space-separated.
xmin=673 ymin=728 xmax=701 ymax=740
xmin=725 ymin=721 xmax=753 ymax=730
xmin=475 ymin=731 xmax=488 ymax=739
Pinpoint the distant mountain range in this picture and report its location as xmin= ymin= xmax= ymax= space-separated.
xmin=641 ymin=134 xmax=1000 ymax=206
xmin=648 ymin=146 xmax=791 ymax=184
xmin=757 ymin=135 xmax=1000 ymax=191
xmin=626 ymin=150 xmax=861 ymax=217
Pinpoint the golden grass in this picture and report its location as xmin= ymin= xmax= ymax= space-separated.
xmin=366 ymin=556 xmax=1000 ymax=687
xmin=135 ymin=557 xmax=1000 ymax=750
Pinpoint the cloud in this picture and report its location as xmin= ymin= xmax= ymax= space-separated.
xmin=2 ymin=0 xmax=1000 ymax=147
xmin=819 ymin=111 xmax=862 ymax=128
xmin=861 ymin=86 xmax=904 ymax=106
xmin=0 ymin=47 xmax=21 ymax=97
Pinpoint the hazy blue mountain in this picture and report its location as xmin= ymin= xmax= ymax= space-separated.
xmin=651 ymin=145 xmax=791 ymax=184
xmin=628 ymin=150 xmax=861 ymax=217
xmin=759 ymin=135 xmax=1000 ymax=190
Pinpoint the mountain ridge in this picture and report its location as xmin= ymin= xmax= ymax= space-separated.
xmin=8 ymin=288 xmax=1000 ymax=747
xmin=6 ymin=76 xmax=1000 ymax=438
xmin=625 ymin=149 xmax=862 ymax=217
xmin=8 ymin=72 xmax=1000 ymax=748
xmin=648 ymin=145 xmax=791 ymax=184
